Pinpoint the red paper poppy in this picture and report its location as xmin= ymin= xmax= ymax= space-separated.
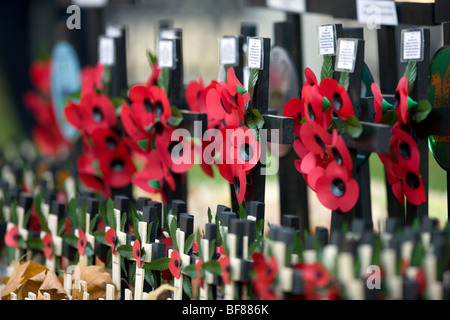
xmin=226 ymin=67 xmax=248 ymax=101
xmin=81 ymin=63 xmax=104 ymax=98
xmin=391 ymin=127 xmax=420 ymax=172
xmin=330 ymin=129 xmax=353 ymax=172
xmin=121 ymin=101 xmax=152 ymax=142
xmin=98 ymin=144 xmax=136 ymax=188
xmin=371 ymin=82 xmax=394 ymax=123
xmin=251 ymin=252 xmax=278 ymax=300
xmin=169 ymin=249 xmax=181 ymax=279
xmin=30 ymin=59 xmax=51 ymax=94
xmin=219 ymin=126 xmax=260 ymax=171
xmin=300 ymin=121 xmax=332 ymax=158
xmin=186 ymin=77 xmax=205 ymax=112
xmin=393 ymin=165 xmax=426 ymax=206
xmin=217 ymin=162 xmax=247 ymax=205
xmin=302 ymin=84 xmax=329 ymax=127
xmin=147 ymin=63 xmax=161 ymax=88
xmin=305 ymin=166 xmax=326 ymax=191
xmin=283 ymin=98 xmax=304 ymax=138
xmin=129 ymin=85 xmax=172 ymax=129
xmin=320 ymin=78 xmax=354 ymax=120
xmin=219 ymin=254 xmax=231 ymax=285
xmin=156 ymin=127 xmax=195 ymax=174
xmin=4 ymin=226 xmax=19 ymax=248
xmin=77 ymin=154 xmax=111 ymax=197
xmin=42 ymin=232 xmax=53 ymax=260
xmin=196 ymin=259 xmax=204 ymax=288
xmin=394 ymin=76 xmax=410 ymax=126
xmin=105 ymin=228 xmax=117 ymax=253
xmin=88 ymin=127 xmax=123 ymax=153
xmin=304 ymin=67 xmax=318 ymax=88
xmin=206 ymin=84 xmax=242 ymax=127
xmin=315 ymin=161 xmax=359 ymax=212
xmin=77 ymin=228 xmax=87 ymax=256
xmin=133 ymin=239 xmax=143 ymax=268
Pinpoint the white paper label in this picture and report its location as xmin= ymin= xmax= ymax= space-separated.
xmin=105 ymin=25 xmax=122 ymax=38
xmin=266 ymin=0 xmax=306 ymax=13
xmin=73 ymin=0 xmax=108 ymax=7
xmin=99 ymin=36 xmax=115 ymax=66
xmin=335 ymin=39 xmax=358 ymax=72
xmin=158 ymin=39 xmax=175 ymax=69
xmin=220 ymin=37 xmax=238 ymax=66
xmin=401 ymin=29 xmax=423 ymax=61
xmin=356 ymin=0 xmax=398 ymax=28
xmin=247 ymin=37 xmax=263 ymax=69
xmin=318 ymin=25 xmax=336 ymax=56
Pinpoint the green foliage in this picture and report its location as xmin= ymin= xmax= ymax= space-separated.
xmin=321 ymin=55 xmax=334 ymax=80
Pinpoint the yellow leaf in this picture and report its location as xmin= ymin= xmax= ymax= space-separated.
xmin=1 ymin=261 xmax=48 ymax=300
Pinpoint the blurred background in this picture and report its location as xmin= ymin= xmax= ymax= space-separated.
xmin=0 ymin=0 xmax=447 ymax=231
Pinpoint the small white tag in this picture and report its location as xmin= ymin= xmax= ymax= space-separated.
xmin=73 ymin=0 xmax=108 ymax=7
xmin=160 ymin=29 xmax=177 ymax=40
xmin=335 ymin=38 xmax=358 ymax=72
xmin=318 ymin=24 xmax=337 ymax=56
xmin=401 ymin=29 xmax=423 ymax=61
xmin=356 ymin=0 xmax=398 ymax=29
xmin=105 ymin=25 xmax=122 ymax=38
xmin=247 ymin=37 xmax=263 ymax=70
xmin=266 ymin=0 xmax=306 ymax=13
xmin=98 ymin=36 xmax=115 ymax=66
xmin=158 ymin=39 xmax=175 ymax=69
xmin=220 ymin=36 xmax=238 ymax=66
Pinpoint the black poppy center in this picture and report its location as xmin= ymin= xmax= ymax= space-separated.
xmin=154 ymin=101 xmax=164 ymax=117
xmin=174 ymin=259 xmax=179 ymax=268
xmin=169 ymin=141 xmax=183 ymax=158
xmin=144 ymin=98 xmax=154 ymax=113
xmin=239 ymin=143 xmax=253 ymax=162
xmin=155 ymin=122 xmax=165 ymax=135
xmin=393 ymin=91 xmax=400 ymax=109
xmin=406 ymin=172 xmax=420 ymax=189
xmin=399 ymin=141 xmax=411 ymax=160
xmin=316 ymin=270 xmax=323 ymax=279
xmin=234 ymin=176 xmax=240 ymax=194
xmin=111 ymin=158 xmax=125 ymax=172
xmin=314 ymin=134 xmax=326 ymax=151
xmin=266 ymin=267 xmax=273 ymax=275
xmin=106 ymin=136 xmax=117 ymax=149
xmin=92 ymin=106 xmax=104 ymax=122
xmin=225 ymin=265 xmax=231 ymax=273
xmin=111 ymin=237 xmax=116 ymax=244
xmin=331 ymin=178 xmax=346 ymax=197
xmin=332 ymin=148 xmax=343 ymax=165
xmin=332 ymin=93 xmax=343 ymax=111
xmin=307 ymin=104 xmax=315 ymax=120
xmin=46 ymin=241 xmax=51 ymax=248
xmin=136 ymin=249 xmax=141 ymax=257
xmin=80 ymin=239 xmax=84 ymax=246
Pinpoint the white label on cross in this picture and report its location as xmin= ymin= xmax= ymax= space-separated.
xmin=199 ymin=238 xmax=210 ymax=300
xmin=134 ymin=221 xmax=148 ymax=300
xmin=356 ymin=0 xmax=398 ymax=28
xmin=247 ymin=37 xmax=263 ymax=70
xmin=158 ymin=39 xmax=175 ymax=69
xmin=266 ymin=0 xmax=306 ymax=13
xmin=401 ymin=29 xmax=423 ymax=61
xmin=99 ymin=36 xmax=115 ymax=66
xmin=335 ymin=38 xmax=358 ymax=72
xmin=220 ymin=36 xmax=238 ymax=66
xmin=318 ymin=24 xmax=336 ymax=56
xmin=106 ymin=25 xmax=122 ymax=38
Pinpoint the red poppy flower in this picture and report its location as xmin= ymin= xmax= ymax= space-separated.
xmin=217 ymin=162 xmax=247 ymax=205
xmin=196 ymin=259 xmax=204 ymax=288
xmin=393 ymin=165 xmax=426 ymax=206
xmin=77 ymin=153 xmax=111 ymax=197
xmin=305 ymin=166 xmax=326 ymax=191
xmin=300 ymin=121 xmax=332 ymax=158
xmin=393 ymin=76 xmax=411 ymax=126
xmin=219 ymin=254 xmax=231 ymax=285
xmin=302 ymin=84 xmax=330 ymax=128
xmin=42 ymin=232 xmax=53 ymax=260
xmin=391 ymin=127 xmax=420 ymax=172
xmin=30 ymin=59 xmax=51 ymax=94
xmin=283 ymin=98 xmax=304 ymax=138
xmin=315 ymin=161 xmax=359 ymax=212
xmin=251 ymin=252 xmax=278 ymax=300
xmin=81 ymin=63 xmax=104 ymax=98
xmin=320 ymin=78 xmax=354 ymax=120
xmin=133 ymin=239 xmax=143 ymax=268
xmin=169 ymin=249 xmax=181 ymax=279
xmin=77 ymin=228 xmax=87 ymax=256
xmin=147 ymin=63 xmax=161 ymax=88
xmin=219 ymin=126 xmax=260 ymax=171
xmin=129 ymin=85 xmax=172 ymax=129
xmin=105 ymin=228 xmax=117 ymax=253
xmin=97 ymin=144 xmax=136 ymax=188
xmin=371 ymin=82 xmax=393 ymax=123
xmin=299 ymin=262 xmax=331 ymax=288
xmin=5 ymin=226 xmax=20 ymax=248
xmin=303 ymin=67 xmax=318 ymax=88
xmin=330 ymin=129 xmax=353 ymax=172
xmin=186 ymin=77 xmax=205 ymax=112
xmin=156 ymin=127 xmax=195 ymax=174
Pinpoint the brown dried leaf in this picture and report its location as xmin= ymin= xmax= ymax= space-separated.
xmin=144 ymin=284 xmax=174 ymax=300
xmin=37 ymin=270 xmax=68 ymax=300
xmin=1 ymin=261 xmax=48 ymax=300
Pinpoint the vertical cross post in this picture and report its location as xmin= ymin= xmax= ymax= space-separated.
xmin=42 ymin=201 xmax=65 ymax=272
xmin=199 ymin=222 xmax=219 ymax=300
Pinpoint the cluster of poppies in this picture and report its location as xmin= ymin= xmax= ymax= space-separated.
xmin=371 ymin=77 xmax=426 ymax=206
xmin=283 ymin=68 xmax=359 ymax=213
xmin=185 ymin=67 xmax=260 ymax=205
xmin=24 ymin=57 xmax=70 ymax=158
xmin=64 ymin=64 xmax=136 ymax=197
